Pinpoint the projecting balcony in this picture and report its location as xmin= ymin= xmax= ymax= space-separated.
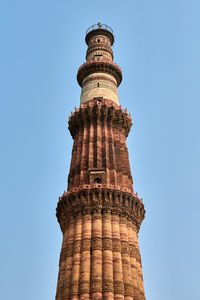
xmin=86 ymin=23 xmax=114 ymax=35
xmin=85 ymin=22 xmax=115 ymax=45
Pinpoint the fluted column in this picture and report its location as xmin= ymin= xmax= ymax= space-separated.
xmin=91 ymin=210 xmax=102 ymax=299
xmin=132 ymin=228 xmax=145 ymax=299
xmin=97 ymin=117 xmax=102 ymax=168
xmin=62 ymin=216 xmax=75 ymax=300
xmin=55 ymin=227 xmax=68 ymax=300
xmin=80 ymin=212 xmax=92 ymax=300
xmin=108 ymin=124 xmax=117 ymax=185
xmin=102 ymin=210 xmax=114 ymax=299
xmin=88 ymin=120 xmax=94 ymax=170
xmin=80 ymin=120 xmax=88 ymax=184
xmin=119 ymin=216 xmax=133 ymax=300
xmin=102 ymin=118 xmax=110 ymax=184
xmin=127 ymin=221 xmax=139 ymax=298
xmin=70 ymin=213 xmax=82 ymax=299
xmin=111 ymin=213 xmax=124 ymax=300
xmin=68 ymin=135 xmax=78 ymax=189
xmin=74 ymin=126 xmax=83 ymax=186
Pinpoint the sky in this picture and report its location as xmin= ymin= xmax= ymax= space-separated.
xmin=0 ymin=0 xmax=200 ymax=299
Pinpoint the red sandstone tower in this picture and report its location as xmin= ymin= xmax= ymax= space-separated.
xmin=56 ymin=23 xmax=146 ymax=300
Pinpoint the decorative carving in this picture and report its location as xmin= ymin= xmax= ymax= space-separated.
xmin=102 ymin=237 xmax=112 ymax=250
xmin=56 ymin=187 xmax=145 ymax=233
xmin=130 ymin=244 xmax=142 ymax=264
xmin=111 ymin=214 xmax=119 ymax=221
xmin=103 ymin=279 xmax=114 ymax=292
xmin=92 ymin=211 xmax=102 ymax=220
xmin=119 ymin=216 xmax=128 ymax=225
xmin=113 ymin=281 xmax=124 ymax=294
xmin=133 ymin=287 xmax=146 ymax=300
xmin=92 ymin=237 xmax=102 ymax=250
xmin=102 ymin=211 xmax=111 ymax=219
xmin=56 ymin=25 xmax=146 ymax=300
xmin=112 ymin=239 xmax=121 ymax=252
xmin=68 ymin=99 xmax=132 ymax=139
xmin=121 ymin=241 xmax=130 ymax=255
xmin=77 ymin=60 xmax=122 ymax=87
xmin=63 ymin=281 xmax=70 ymax=297
xmin=81 ymin=239 xmax=91 ymax=251
xmin=91 ymin=279 xmax=102 ymax=292
xmin=70 ymin=280 xmax=79 ymax=295
xmin=79 ymin=280 xmax=90 ymax=294
xmin=73 ymin=240 xmax=81 ymax=253
xmin=85 ymin=27 xmax=114 ymax=46
xmin=124 ymin=283 xmax=133 ymax=297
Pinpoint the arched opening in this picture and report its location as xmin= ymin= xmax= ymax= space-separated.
xmin=95 ymin=191 xmax=99 ymax=201
xmin=94 ymin=177 xmax=102 ymax=184
xmin=123 ymin=195 xmax=126 ymax=205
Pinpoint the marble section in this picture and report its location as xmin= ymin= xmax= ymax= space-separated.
xmin=80 ymin=73 xmax=119 ymax=105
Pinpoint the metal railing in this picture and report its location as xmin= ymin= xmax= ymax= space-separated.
xmin=86 ymin=22 xmax=114 ymax=35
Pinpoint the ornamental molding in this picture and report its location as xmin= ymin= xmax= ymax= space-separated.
xmin=77 ymin=59 xmax=122 ymax=87
xmin=68 ymin=99 xmax=132 ymax=138
xmin=56 ymin=187 xmax=145 ymax=233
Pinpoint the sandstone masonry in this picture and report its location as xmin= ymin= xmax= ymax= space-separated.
xmin=55 ymin=23 xmax=146 ymax=300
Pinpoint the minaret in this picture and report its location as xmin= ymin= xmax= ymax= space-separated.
xmin=56 ymin=23 xmax=146 ymax=300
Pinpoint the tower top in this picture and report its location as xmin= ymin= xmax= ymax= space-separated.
xmin=85 ymin=22 xmax=114 ymax=45
xmin=78 ymin=23 xmax=121 ymax=105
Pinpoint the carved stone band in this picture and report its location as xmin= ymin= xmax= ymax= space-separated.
xmin=79 ymin=280 xmax=90 ymax=294
xmin=130 ymin=244 xmax=141 ymax=264
xmin=73 ymin=240 xmax=81 ymax=253
xmin=112 ymin=239 xmax=121 ymax=252
xmin=102 ymin=279 xmax=114 ymax=292
xmin=92 ymin=237 xmax=102 ymax=250
xmin=124 ymin=283 xmax=134 ymax=297
xmin=91 ymin=279 xmax=102 ymax=292
xmin=81 ymin=239 xmax=91 ymax=251
xmin=121 ymin=241 xmax=130 ymax=255
xmin=102 ymin=237 xmax=112 ymax=250
xmin=113 ymin=281 xmax=124 ymax=294
xmin=70 ymin=280 xmax=79 ymax=295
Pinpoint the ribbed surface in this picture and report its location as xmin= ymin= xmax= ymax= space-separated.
xmin=67 ymin=98 xmax=133 ymax=193
xmin=56 ymin=211 xmax=145 ymax=300
xmin=56 ymin=26 xmax=146 ymax=300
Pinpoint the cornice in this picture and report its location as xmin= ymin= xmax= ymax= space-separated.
xmin=77 ymin=59 xmax=122 ymax=87
xmin=56 ymin=188 xmax=145 ymax=233
xmin=68 ymin=99 xmax=132 ymax=139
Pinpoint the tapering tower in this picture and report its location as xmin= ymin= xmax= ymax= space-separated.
xmin=56 ymin=23 xmax=146 ymax=300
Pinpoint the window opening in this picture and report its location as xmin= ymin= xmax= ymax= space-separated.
xmin=94 ymin=178 xmax=102 ymax=184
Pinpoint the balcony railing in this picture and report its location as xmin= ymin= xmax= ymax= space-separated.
xmin=86 ymin=23 xmax=114 ymax=35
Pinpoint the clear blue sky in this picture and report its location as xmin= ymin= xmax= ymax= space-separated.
xmin=0 ymin=1 xmax=200 ymax=299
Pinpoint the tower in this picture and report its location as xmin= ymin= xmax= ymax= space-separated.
xmin=56 ymin=23 xmax=146 ymax=300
